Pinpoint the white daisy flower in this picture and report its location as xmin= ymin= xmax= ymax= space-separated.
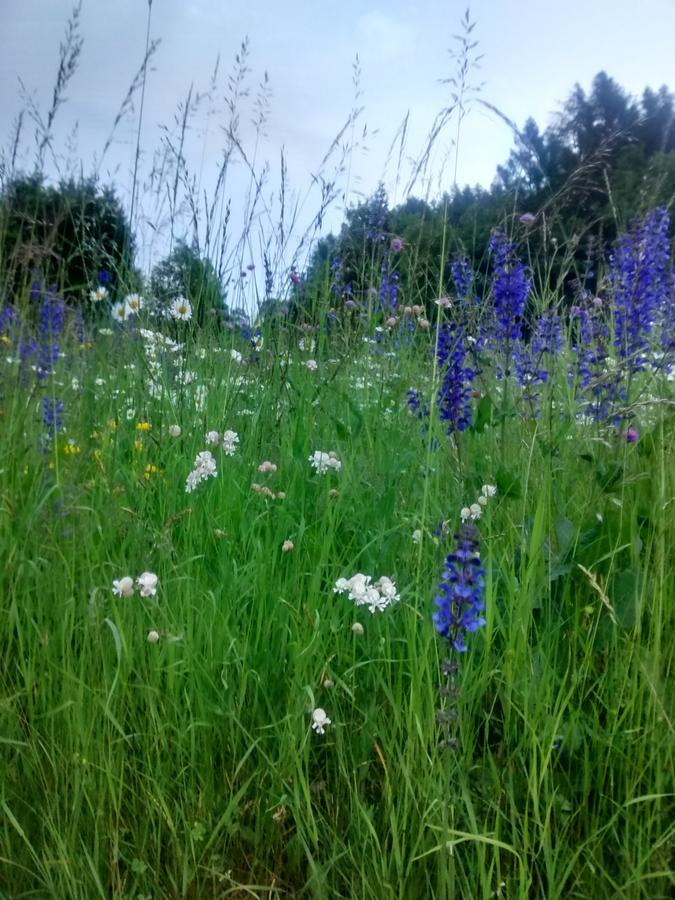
xmin=170 ymin=296 xmax=192 ymax=321
xmin=124 ymin=293 xmax=143 ymax=317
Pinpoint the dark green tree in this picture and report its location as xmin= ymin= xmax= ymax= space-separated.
xmin=0 ymin=173 xmax=134 ymax=301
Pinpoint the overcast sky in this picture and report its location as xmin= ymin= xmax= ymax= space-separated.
xmin=1 ymin=0 xmax=674 ymax=272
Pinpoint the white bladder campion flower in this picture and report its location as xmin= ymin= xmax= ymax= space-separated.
xmin=311 ymin=708 xmax=331 ymax=735
xmin=305 ymin=359 xmax=318 ymax=372
xmin=222 ymin=430 xmax=239 ymax=455
xmin=334 ymin=573 xmax=400 ymax=614
xmin=147 ymin=629 xmax=160 ymax=643
xmin=112 ymin=576 xmax=134 ymax=597
xmin=168 ymin=424 xmax=181 ymax=438
xmin=309 ymin=451 xmax=341 ymax=475
xmin=205 ymin=430 xmax=220 ymax=446
xmin=136 ymin=572 xmax=159 ymax=597
xmin=186 ymin=450 xmax=218 ymax=493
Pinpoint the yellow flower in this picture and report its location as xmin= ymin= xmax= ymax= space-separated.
xmin=134 ymin=440 xmax=144 ymax=451
xmin=144 ymin=464 xmax=159 ymax=480
xmin=136 ymin=421 xmax=151 ymax=431
xmin=62 ymin=441 xmax=81 ymax=456
xmin=1 ymin=335 xmax=11 ymax=346
xmin=105 ymin=419 xmax=117 ymax=431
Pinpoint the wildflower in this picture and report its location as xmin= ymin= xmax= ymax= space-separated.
xmin=90 ymin=286 xmax=108 ymax=303
xmin=222 ymin=430 xmax=239 ymax=455
xmin=481 ymin=484 xmax=497 ymax=497
xmin=257 ymin=460 xmax=277 ymax=473
xmin=282 ymin=539 xmax=294 ymax=552
xmin=610 ymin=208 xmax=672 ymax=370
xmin=412 ymin=528 xmax=422 ymax=544
xmin=290 ymin=271 xmax=301 ymax=285
xmin=147 ymin=629 xmax=160 ymax=643
xmin=112 ymin=302 xmax=127 ymax=322
xmin=489 ymin=231 xmax=530 ymax=344
xmin=418 ymin=318 xmax=430 ymax=330
xmin=309 ymin=451 xmax=341 ymax=474
xmin=469 ymin=503 xmax=482 ymax=520
xmin=168 ymin=424 xmax=181 ymax=438
xmin=205 ymin=430 xmax=220 ymax=445
xmin=136 ymin=572 xmax=158 ymax=597
xmin=519 ymin=212 xmax=536 ymax=226
xmin=622 ymin=427 xmax=639 ymax=443
xmin=311 ymin=707 xmax=331 ymax=734
xmin=433 ymin=524 xmax=486 ymax=653
xmin=385 ymin=316 xmax=398 ymax=328
xmin=334 ymin=573 xmax=400 ymax=613
xmin=112 ymin=576 xmax=135 ymax=598
xmin=390 ymin=236 xmax=404 ymax=252
xmin=185 ymin=450 xmax=218 ymax=492
xmin=460 ymin=507 xmax=471 ymax=523
xmin=124 ymin=293 xmax=143 ymax=317
xmin=230 ymin=349 xmax=243 ymax=363
xmin=322 ymin=678 xmax=334 ymax=689
xmin=328 ymin=488 xmax=339 ymax=498
xmin=351 ymin=622 xmax=364 ymax=635
xmin=436 ymin=324 xmax=475 ymax=433
xmin=144 ymin=464 xmax=158 ymax=480
xmin=170 ymin=296 xmax=192 ymax=321
xmin=305 ymin=359 xmax=318 ymax=371
xmin=136 ymin=421 xmax=151 ymax=432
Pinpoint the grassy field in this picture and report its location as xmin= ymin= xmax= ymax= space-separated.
xmin=0 ymin=265 xmax=673 ymax=897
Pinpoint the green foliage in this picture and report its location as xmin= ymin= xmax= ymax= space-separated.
xmin=0 ymin=173 xmax=134 ymax=300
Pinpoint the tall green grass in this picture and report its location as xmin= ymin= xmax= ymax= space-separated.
xmin=0 ymin=307 xmax=673 ymax=898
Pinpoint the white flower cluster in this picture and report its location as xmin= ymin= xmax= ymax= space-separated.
xmin=309 ymin=450 xmax=341 ymax=474
xmin=333 ymin=573 xmax=400 ymax=614
xmin=185 ymin=450 xmax=218 ymax=493
xmin=460 ymin=484 xmax=498 ymax=522
xmin=112 ymin=571 xmax=159 ymax=598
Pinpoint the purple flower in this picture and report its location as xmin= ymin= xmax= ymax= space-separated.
xmin=610 ymin=208 xmax=672 ymax=370
xmin=436 ymin=325 xmax=474 ymax=433
xmin=433 ymin=524 xmax=486 ymax=653
xmin=519 ymin=212 xmax=536 ymax=226
xmin=622 ymin=427 xmax=639 ymax=443
xmin=489 ymin=232 xmax=530 ymax=345
xmin=390 ymin=236 xmax=404 ymax=253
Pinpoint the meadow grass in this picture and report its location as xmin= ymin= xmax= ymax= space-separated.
xmin=1 ymin=8 xmax=674 ymax=896
xmin=0 ymin=296 xmax=673 ymax=898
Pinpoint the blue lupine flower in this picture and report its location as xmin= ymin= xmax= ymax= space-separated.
xmin=449 ymin=257 xmax=474 ymax=304
xmin=36 ymin=290 xmax=65 ymax=381
xmin=489 ymin=232 xmax=530 ymax=344
xmin=610 ymin=207 xmax=673 ymax=370
xmin=378 ymin=253 xmax=399 ymax=311
xmin=40 ymin=398 xmax=63 ymax=448
xmin=433 ymin=523 xmax=486 ymax=653
xmin=436 ymin=324 xmax=474 ymax=433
